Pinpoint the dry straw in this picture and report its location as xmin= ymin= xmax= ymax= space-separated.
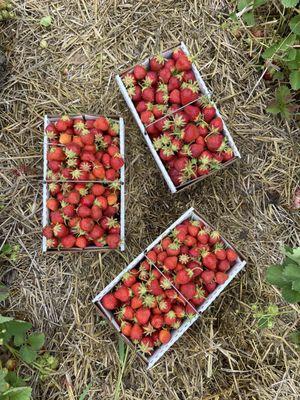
xmin=0 ymin=1 xmax=299 ymax=399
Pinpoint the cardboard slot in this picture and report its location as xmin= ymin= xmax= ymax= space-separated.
xmin=116 ymin=42 xmax=241 ymax=193
xmin=42 ymin=115 xmax=125 ymax=252
xmin=93 ymin=207 xmax=247 ymax=368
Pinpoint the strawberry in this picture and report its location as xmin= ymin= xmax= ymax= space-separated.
xmin=62 ymin=204 xmax=75 ymax=218
xmin=159 ymin=329 xmax=171 ymax=344
xmin=185 ymin=104 xmax=201 ymax=121
xmin=46 ymin=198 xmax=59 ymax=211
xmin=42 ymin=225 xmax=53 ymax=239
xmin=215 ymin=272 xmax=228 ymax=284
xmin=115 ymin=285 xmax=131 ymax=303
xmin=53 ymin=223 xmax=69 ymax=238
xmin=164 ymin=310 xmax=176 ymax=326
xmin=214 ymin=245 xmax=226 ymax=260
xmin=56 ymin=119 xmax=68 ymax=132
xmin=91 ymin=205 xmax=102 ymax=220
xmin=122 ymin=72 xmax=136 ymax=87
xmin=140 ymin=110 xmax=154 ymax=125
xmin=158 ymin=298 xmax=172 ymax=313
xmin=61 ymin=234 xmax=76 ymax=248
xmin=139 ymin=336 xmax=154 ymax=354
xmin=210 ymin=116 xmax=223 ymax=132
xmin=202 ymin=105 xmax=216 ymax=123
xmin=149 ymin=55 xmax=165 ymax=71
xmin=222 ymin=147 xmax=234 ymax=162
xmin=144 ymin=70 xmax=158 ymax=86
xmin=175 ymin=54 xmax=192 ymax=71
xmin=165 ymin=58 xmax=175 ymax=69
xmin=202 ymin=252 xmax=217 ymax=270
xmin=142 ymin=87 xmax=155 ymax=103
xmin=106 ymin=234 xmax=120 ymax=249
xmin=110 ymin=155 xmax=124 ymax=170
xmin=169 ymin=89 xmax=181 ymax=104
xmin=75 ymin=236 xmax=88 ymax=248
xmin=206 ymin=133 xmax=223 ymax=152
xmin=175 ymin=268 xmax=193 ymax=285
xmin=157 ymin=251 xmax=167 ymax=265
xmin=102 ymin=293 xmax=118 ymax=310
xmin=168 ymin=76 xmax=181 ymax=91
xmin=173 ymin=304 xmax=185 ymax=318
xmin=201 ymin=270 xmax=215 ymax=284
xmin=47 ymin=238 xmax=58 ymax=248
xmin=130 ymin=324 xmax=143 ymax=343
xmin=165 ymin=289 xmax=178 ymax=300
xmin=151 ymin=314 xmax=164 ymax=329
xmin=50 ymin=211 xmax=64 ymax=224
xmin=184 ymin=235 xmax=197 ymax=247
xmin=120 ymin=305 xmax=135 ymax=321
xmin=166 ymin=242 xmax=180 ymax=256
xmin=180 ymin=283 xmax=196 ymax=299
xmin=187 ymin=220 xmax=200 ymax=237
xmin=80 ymin=217 xmax=94 ymax=232
xmin=226 ymin=248 xmax=238 ymax=264
xmin=121 ymin=321 xmax=132 ymax=337
xmin=133 ymin=65 xmax=147 ymax=81
xmin=94 ymin=117 xmax=109 ymax=131
xmin=163 ymin=256 xmax=178 ymax=270
xmin=148 ymin=279 xmax=163 ymax=296
xmin=205 ymin=282 xmax=217 ymax=293
xmin=209 ymin=231 xmax=221 ymax=245
xmin=218 ymin=259 xmax=230 ymax=272
xmin=136 ymin=100 xmax=148 ymax=114
xmin=131 ymin=296 xmax=143 ymax=309
xmin=147 ymin=250 xmax=157 ymax=263
xmin=135 ymin=307 xmax=151 ymax=325
xmin=89 ymin=225 xmax=104 ymax=240
xmin=159 ymin=67 xmax=171 ymax=83
xmin=183 ymin=124 xmax=199 ymax=143
xmin=122 ymin=272 xmax=136 ymax=288
xmin=77 ymin=205 xmax=91 ymax=218
xmin=183 ymin=70 xmax=196 ymax=82
xmin=197 ymin=229 xmax=209 ymax=244
xmin=180 ymin=87 xmax=199 ymax=105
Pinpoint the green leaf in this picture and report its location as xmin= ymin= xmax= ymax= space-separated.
xmin=5 ymin=371 xmax=26 ymax=388
xmin=27 ymin=333 xmax=45 ymax=350
xmin=254 ymin=0 xmax=267 ymax=7
xmin=280 ymin=0 xmax=299 ymax=7
xmin=266 ymin=265 xmax=288 ymax=287
xmin=1 ymin=244 xmax=13 ymax=256
xmin=19 ymin=345 xmax=37 ymax=364
xmin=4 ymin=320 xmax=32 ymax=336
xmin=283 ymin=264 xmax=300 ymax=281
xmin=40 ymin=16 xmax=52 ymax=27
xmin=290 ymin=330 xmax=300 ymax=346
xmin=237 ymin=0 xmax=252 ymax=11
xmin=0 ymin=369 xmax=9 ymax=393
xmin=1 ymin=386 xmax=32 ymax=400
xmin=0 ymin=315 xmax=13 ymax=324
xmin=289 ymin=14 xmax=300 ymax=35
xmin=286 ymin=60 xmax=300 ymax=70
xmin=243 ymin=12 xmax=255 ymax=26
xmin=290 ymin=70 xmax=300 ymax=90
xmin=266 ymin=104 xmax=281 ymax=114
xmin=292 ymin=279 xmax=300 ymax=291
xmin=282 ymin=286 xmax=300 ymax=303
xmin=229 ymin=12 xmax=238 ymax=21
xmin=79 ymin=384 xmax=92 ymax=400
xmin=262 ymin=34 xmax=296 ymax=60
xmin=276 ymin=85 xmax=291 ymax=102
xmin=13 ymin=333 xmax=25 ymax=347
xmin=286 ymin=48 xmax=297 ymax=61
xmin=273 ymin=71 xmax=285 ymax=80
xmin=0 ymin=284 xmax=9 ymax=302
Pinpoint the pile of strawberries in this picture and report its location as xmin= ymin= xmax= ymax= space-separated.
xmin=43 ymin=115 xmax=123 ymax=250
xmin=42 ymin=181 xmax=121 ymax=249
xmin=122 ymin=48 xmax=234 ymax=186
xmin=101 ymin=217 xmax=238 ymax=355
xmin=46 ymin=116 xmax=124 ymax=182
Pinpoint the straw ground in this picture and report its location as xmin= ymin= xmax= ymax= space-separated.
xmin=0 ymin=1 xmax=299 ymax=399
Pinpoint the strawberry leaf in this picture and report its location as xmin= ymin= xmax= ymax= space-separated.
xmin=243 ymin=12 xmax=255 ymax=26
xmin=19 ymin=345 xmax=38 ymax=364
xmin=254 ymin=0 xmax=267 ymax=6
xmin=290 ymin=330 xmax=300 ymax=346
xmin=281 ymin=286 xmax=300 ymax=303
xmin=283 ymin=264 xmax=300 ymax=281
xmin=280 ymin=0 xmax=299 ymax=7
xmin=1 ymin=386 xmax=32 ymax=400
xmin=237 ymin=0 xmax=252 ymax=11
xmin=285 ymin=247 xmax=300 ymax=264
xmin=292 ymin=280 xmax=300 ymax=291
xmin=27 ymin=332 xmax=45 ymax=350
xmin=0 ymin=315 xmax=13 ymax=324
xmin=266 ymin=265 xmax=288 ymax=287
xmin=289 ymin=14 xmax=300 ymax=35
xmin=262 ymin=35 xmax=296 ymax=60
xmin=289 ymin=70 xmax=300 ymax=90
xmin=266 ymin=104 xmax=281 ymax=114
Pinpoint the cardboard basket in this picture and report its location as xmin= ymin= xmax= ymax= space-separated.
xmin=42 ymin=114 xmax=125 ymax=253
xmin=116 ymin=42 xmax=241 ymax=194
xmin=93 ymin=207 xmax=247 ymax=368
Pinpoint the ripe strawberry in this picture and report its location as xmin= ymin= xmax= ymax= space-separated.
xmin=102 ymin=293 xmax=118 ymax=310
xmin=202 ymin=105 xmax=216 ymax=123
xmin=93 ymin=164 xmax=105 ymax=179
xmin=169 ymin=88 xmax=181 ymax=104
xmin=197 ymin=229 xmax=209 ymax=244
xmin=77 ymin=205 xmax=91 ymax=218
xmin=75 ymin=236 xmax=88 ymax=248
xmin=145 ymin=70 xmax=158 ymax=86
xmin=215 ymin=272 xmax=228 ymax=284
xmin=46 ymin=198 xmax=59 ymax=211
xmin=129 ymin=84 xmax=142 ymax=102
xmin=155 ymin=88 xmax=169 ymax=104
xmin=187 ymin=221 xmax=200 ymax=237
xmin=148 ymin=279 xmax=163 ymax=296
xmin=166 ymin=242 xmax=181 ymax=256
xmin=185 ymin=104 xmax=201 ymax=121
xmin=180 ymin=283 xmax=196 ymax=299
xmin=80 ymin=217 xmax=95 ymax=232
xmin=133 ymin=65 xmax=147 ymax=81
xmin=140 ymin=110 xmax=154 ymax=125
xmin=90 ymin=205 xmax=102 ymax=220
xmin=222 ymin=147 xmax=234 ymax=162
xmin=142 ymin=87 xmax=155 ymax=102
xmin=130 ymin=323 xmax=143 ymax=343
xmin=175 ymin=54 xmax=192 ymax=71
xmin=164 ymin=310 xmax=176 ymax=326
xmin=115 ymin=285 xmax=131 ymax=303
xmin=131 ymin=296 xmax=143 ymax=309
xmin=151 ymin=314 xmax=164 ymax=329
xmin=50 ymin=211 xmax=64 ymax=224
xmin=183 ymin=124 xmax=199 ymax=143
xmin=210 ymin=116 xmax=223 ymax=132
xmin=106 ymin=234 xmax=120 ymax=249
xmin=209 ymin=231 xmax=221 ymax=245
xmin=62 ymin=204 xmax=75 ymax=218
xmin=202 ymin=252 xmax=217 ymax=270
xmin=47 ymin=238 xmax=58 ymax=248
xmin=136 ymin=100 xmax=148 ymax=114
xmin=163 ymin=256 xmax=178 ymax=270
xmin=65 ymin=142 xmax=81 ymax=157
xmin=61 ymin=234 xmax=76 ymax=248
xmin=173 ymin=304 xmax=185 ymax=318
xmin=147 ymin=250 xmax=157 ymax=263
xmin=198 ymin=123 xmax=209 ymax=137
xmin=206 ymin=133 xmax=223 ymax=152
xmin=56 ymin=119 xmax=68 ymax=132
xmin=183 ymin=70 xmax=196 ymax=82
xmin=53 ymin=223 xmax=69 ymax=238
xmin=165 ymin=58 xmax=175 ymax=69
xmin=180 ymin=87 xmax=199 ymax=105
xmin=226 ymin=248 xmax=238 ymax=264
xmin=184 ymin=235 xmax=197 ymax=247
xmin=218 ymin=259 xmax=230 ymax=272
xmin=48 ymin=160 xmax=62 ymax=172
xmin=214 ymin=245 xmax=226 ymax=260
xmin=121 ymin=321 xmax=132 ymax=337
xmin=135 ymin=307 xmax=151 ymax=325
xmin=205 ymin=282 xmax=217 ymax=293
xmin=149 ymin=55 xmax=165 ymax=71
xmin=175 ymin=268 xmax=193 ymax=285
xmin=120 ymin=305 xmax=135 ymax=321
xmin=89 ymin=225 xmax=104 ymax=240
xmin=122 ymin=272 xmax=136 ymax=288
xmin=152 ymin=104 xmax=166 ymax=119
xmin=168 ymin=76 xmax=181 ymax=91
xmin=158 ymin=298 xmax=172 ymax=313
xmin=94 ymin=116 xmax=109 ymax=131
xmin=201 ymin=270 xmax=215 ymax=284
xmin=192 ymin=286 xmax=206 ymax=306
xmin=42 ymin=225 xmax=53 ymax=239
xmin=159 ymin=67 xmax=171 ymax=83
xmin=111 ymin=155 xmax=124 ymax=170
xmin=159 ymin=329 xmax=171 ymax=344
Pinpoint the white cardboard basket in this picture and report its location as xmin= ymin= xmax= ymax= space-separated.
xmin=116 ymin=42 xmax=241 ymax=194
xmin=42 ymin=114 xmax=125 ymax=253
xmin=93 ymin=207 xmax=247 ymax=368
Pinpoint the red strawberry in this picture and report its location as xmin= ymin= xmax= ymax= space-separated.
xmin=142 ymin=87 xmax=155 ymax=103
xmin=135 ymin=307 xmax=151 ymax=325
xmin=50 ymin=211 xmax=64 ymax=224
xmin=131 ymin=296 xmax=143 ymax=309
xmin=106 ymin=234 xmax=120 ymax=249
xmin=180 ymin=87 xmax=198 ymax=105
xmin=62 ymin=204 xmax=75 ymax=218
xmin=218 ymin=259 xmax=230 ymax=272
xmin=164 ymin=256 xmax=178 ymax=270
xmin=209 ymin=231 xmax=221 ymax=245
xmin=122 ymin=272 xmax=136 ymax=288
xmin=175 ymin=55 xmax=192 ymax=71
xmin=61 ymin=234 xmax=76 ymax=248
xmin=133 ymin=65 xmax=147 ymax=81
xmin=205 ymin=282 xmax=217 ymax=293
xmin=53 ymin=223 xmax=69 ymax=238
xmin=77 ymin=205 xmax=91 ymax=218
xmin=206 ymin=133 xmax=223 ymax=152
xmin=102 ymin=293 xmax=118 ymax=310
xmin=130 ymin=324 xmax=143 ymax=342
xmin=155 ymin=89 xmax=169 ymax=104
xmin=183 ymin=124 xmax=199 ymax=143
xmin=148 ymin=279 xmax=163 ymax=296
xmin=159 ymin=67 xmax=171 ymax=83
xmin=91 ymin=205 xmax=102 ymax=220
xmin=139 ymin=336 xmax=154 ymax=354
xmin=76 ymin=236 xmax=88 ymax=248
xmin=172 ymin=48 xmax=186 ymax=60
xmin=197 ymin=229 xmax=209 ymax=244
xmin=210 ymin=116 xmax=223 ymax=132
xmin=149 ymin=55 xmax=165 ymax=71
xmin=164 ymin=310 xmax=176 ymax=326
xmin=159 ymin=329 xmax=171 ymax=344
xmin=115 ymin=285 xmax=131 ymax=303
xmin=180 ymin=283 xmax=196 ymax=299
xmin=169 ymin=89 xmax=181 ymax=104
xmin=198 ymin=123 xmax=209 ymax=137
xmin=66 ymin=190 xmax=80 ymax=205
xmin=147 ymin=250 xmax=157 ymax=263
xmin=168 ymin=76 xmax=181 ymax=91
xmin=80 ymin=217 xmax=94 ymax=232
xmin=89 ymin=225 xmax=104 ymax=240
xmin=158 ymin=298 xmax=172 ymax=313
xmin=47 ymin=238 xmax=58 ymax=248
xmin=183 ymin=70 xmax=196 ymax=82
xmin=201 ymin=270 xmax=215 ymax=284
xmin=184 ymin=235 xmax=197 ymax=247
xmin=140 ymin=110 xmax=154 ymax=125
xmin=173 ymin=304 xmax=185 ymax=318
xmin=56 ymin=119 xmax=68 ymax=132
xmin=136 ymin=100 xmax=148 ymax=114
xmin=175 ymin=268 xmax=193 ymax=285
xmin=46 ymin=198 xmax=59 ymax=211
xmin=187 ymin=221 xmax=200 ymax=237
xmin=121 ymin=321 xmax=132 ymax=337
xmin=215 ymin=272 xmax=228 ymax=284
xmin=202 ymin=106 xmax=216 ymax=123
xmin=42 ymin=225 xmax=53 ymax=239
xmin=185 ymin=104 xmax=201 ymax=121
xmin=151 ymin=314 xmax=164 ymax=329
xmin=165 ymin=59 xmax=175 ymax=69
xmin=202 ymin=252 xmax=217 ymax=270
xmin=226 ymin=248 xmax=238 ymax=264
xmin=145 ymin=70 xmax=158 ymax=86
xmin=214 ymin=246 xmax=226 ymax=260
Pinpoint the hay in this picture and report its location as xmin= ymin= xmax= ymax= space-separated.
xmin=0 ymin=0 xmax=299 ymax=399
